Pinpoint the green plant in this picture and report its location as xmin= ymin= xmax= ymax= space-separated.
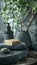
xmin=0 ymin=0 xmax=37 ymax=30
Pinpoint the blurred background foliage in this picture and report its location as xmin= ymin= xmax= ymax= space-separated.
xmin=0 ymin=0 xmax=37 ymax=24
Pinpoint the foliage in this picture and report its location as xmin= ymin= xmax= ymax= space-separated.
xmin=1 ymin=0 xmax=27 ymax=23
xmin=0 ymin=0 xmax=37 ymax=23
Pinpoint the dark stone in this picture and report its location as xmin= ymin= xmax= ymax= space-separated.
xmin=15 ymin=31 xmax=32 ymax=50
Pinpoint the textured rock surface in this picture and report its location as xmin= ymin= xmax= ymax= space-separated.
xmin=22 ymin=13 xmax=37 ymax=51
